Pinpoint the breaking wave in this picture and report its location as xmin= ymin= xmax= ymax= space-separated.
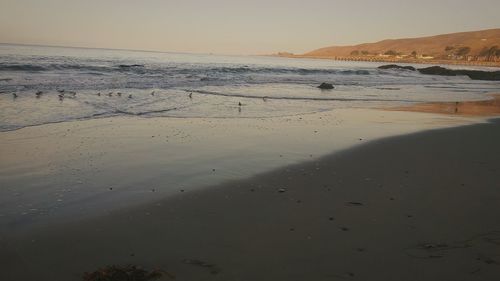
xmin=0 ymin=62 xmax=373 ymax=76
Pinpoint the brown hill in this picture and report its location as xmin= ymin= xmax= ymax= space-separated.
xmin=304 ymin=29 xmax=500 ymax=58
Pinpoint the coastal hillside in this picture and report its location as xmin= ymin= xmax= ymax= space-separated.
xmin=302 ymin=29 xmax=500 ymax=62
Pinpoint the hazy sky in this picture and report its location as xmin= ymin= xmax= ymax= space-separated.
xmin=1 ymin=0 xmax=499 ymax=55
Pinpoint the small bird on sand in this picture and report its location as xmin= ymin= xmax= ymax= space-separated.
xmin=97 ymin=92 xmax=101 ymax=96
xmin=108 ymin=92 xmax=113 ymax=97
xmin=36 ymin=91 xmax=43 ymax=98
xmin=117 ymin=92 xmax=122 ymax=97
xmin=188 ymin=92 xmax=193 ymax=99
xmin=151 ymin=91 xmax=155 ymax=96
xmin=128 ymin=94 xmax=133 ymax=99
xmin=58 ymin=94 xmax=64 ymax=100
xmin=12 ymin=93 xmax=18 ymax=99
xmin=238 ymin=102 xmax=242 ymax=106
xmin=57 ymin=89 xmax=65 ymax=93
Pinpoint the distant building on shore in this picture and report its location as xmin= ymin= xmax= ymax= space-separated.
xmin=417 ymin=55 xmax=434 ymax=60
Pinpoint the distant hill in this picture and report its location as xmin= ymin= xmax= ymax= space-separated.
xmin=301 ymin=29 xmax=500 ymax=62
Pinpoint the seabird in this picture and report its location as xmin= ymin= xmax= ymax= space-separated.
xmin=12 ymin=93 xmax=18 ymax=99
xmin=151 ymin=91 xmax=155 ymax=96
xmin=117 ymin=92 xmax=122 ymax=97
xmin=238 ymin=102 xmax=242 ymax=106
xmin=57 ymin=89 xmax=65 ymax=93
xmin=188 ymin=92 xmax=193 ymax=99
xmin=97 ymin=92 xmax=101 ymax=96
xmin=108 ymin=92 xmax=113 ymax=97
xmin=58 ymin=94 xmax=64 ymax=100
xmin=128 ymin=94 xmax=133 ymax=99
xmin=36 ymin=91 xmax=43 ymax=98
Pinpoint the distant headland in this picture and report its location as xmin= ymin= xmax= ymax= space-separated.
xmin=274 ymin=28 xmax=500 ymax=67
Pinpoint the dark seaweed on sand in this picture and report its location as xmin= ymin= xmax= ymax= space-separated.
xmin=83 ymin=265 xmax=170 ymax=281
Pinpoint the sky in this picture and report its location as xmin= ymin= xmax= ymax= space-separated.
xmin=0 ymin=0 xmax=499 ymax=55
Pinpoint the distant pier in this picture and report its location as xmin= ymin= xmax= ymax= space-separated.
xmin=275 ymin=54 xmax=500 ymax=67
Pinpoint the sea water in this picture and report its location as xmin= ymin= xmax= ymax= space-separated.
xmin=1 ymin=44 xmax=499 ymax=131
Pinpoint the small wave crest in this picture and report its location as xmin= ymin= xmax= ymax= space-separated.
xmin=188 ymin=89 xmax=413 ymax=102
xmin=0 ymin=62 xmax=373 ymax=77
xmin=0 ymin=63 xmax=47 ymax=72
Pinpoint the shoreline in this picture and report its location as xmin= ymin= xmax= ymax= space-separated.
xmin=1 ymin=117 xmax=499 ymax=281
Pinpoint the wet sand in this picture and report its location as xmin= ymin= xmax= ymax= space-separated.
xmin=388 ymin=94 xmax=500 ymax=116
xmin=0 ymin=109 xmax=478 ymax=232
xmin=1 ymin=116 xmax=499 ymax=280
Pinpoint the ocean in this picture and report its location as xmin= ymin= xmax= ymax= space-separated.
xmin=1 ymin=43 xmax=500 ymax=132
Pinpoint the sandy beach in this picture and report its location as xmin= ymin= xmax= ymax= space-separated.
xmin=1 ymin=105 xmax=499 ymax=280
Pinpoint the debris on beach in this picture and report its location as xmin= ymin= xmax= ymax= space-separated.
xmin=420 ymin=243 xmax=449 ymax=250
xmin=332 ymin=271 xmax=355 ymax=279
xmin=317 ymin=83 xmax=334 ymax=90
xmin=477 ymin=256 xmax=499 ymax=265
xmin=278 ymin=188 xmax=287 ymax=193
xmin=83 ymin=265 xmax=170 ymax=281
xmin=405 ymin=241 xmax=471 ymax=259
xmin=182 ymin=259 xmax=221 ymax=275
xmin=346 ymin=201 xmax=364 ymax=206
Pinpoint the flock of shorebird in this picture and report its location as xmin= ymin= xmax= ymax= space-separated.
xmin=8 ymin=90 xmax=261 ymax=108
xmin=9 ymin=90 xmax=163 ymax=101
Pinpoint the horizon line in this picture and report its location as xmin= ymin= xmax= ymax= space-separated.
xmin=0 ymin=42 xmax=261 ymax=57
